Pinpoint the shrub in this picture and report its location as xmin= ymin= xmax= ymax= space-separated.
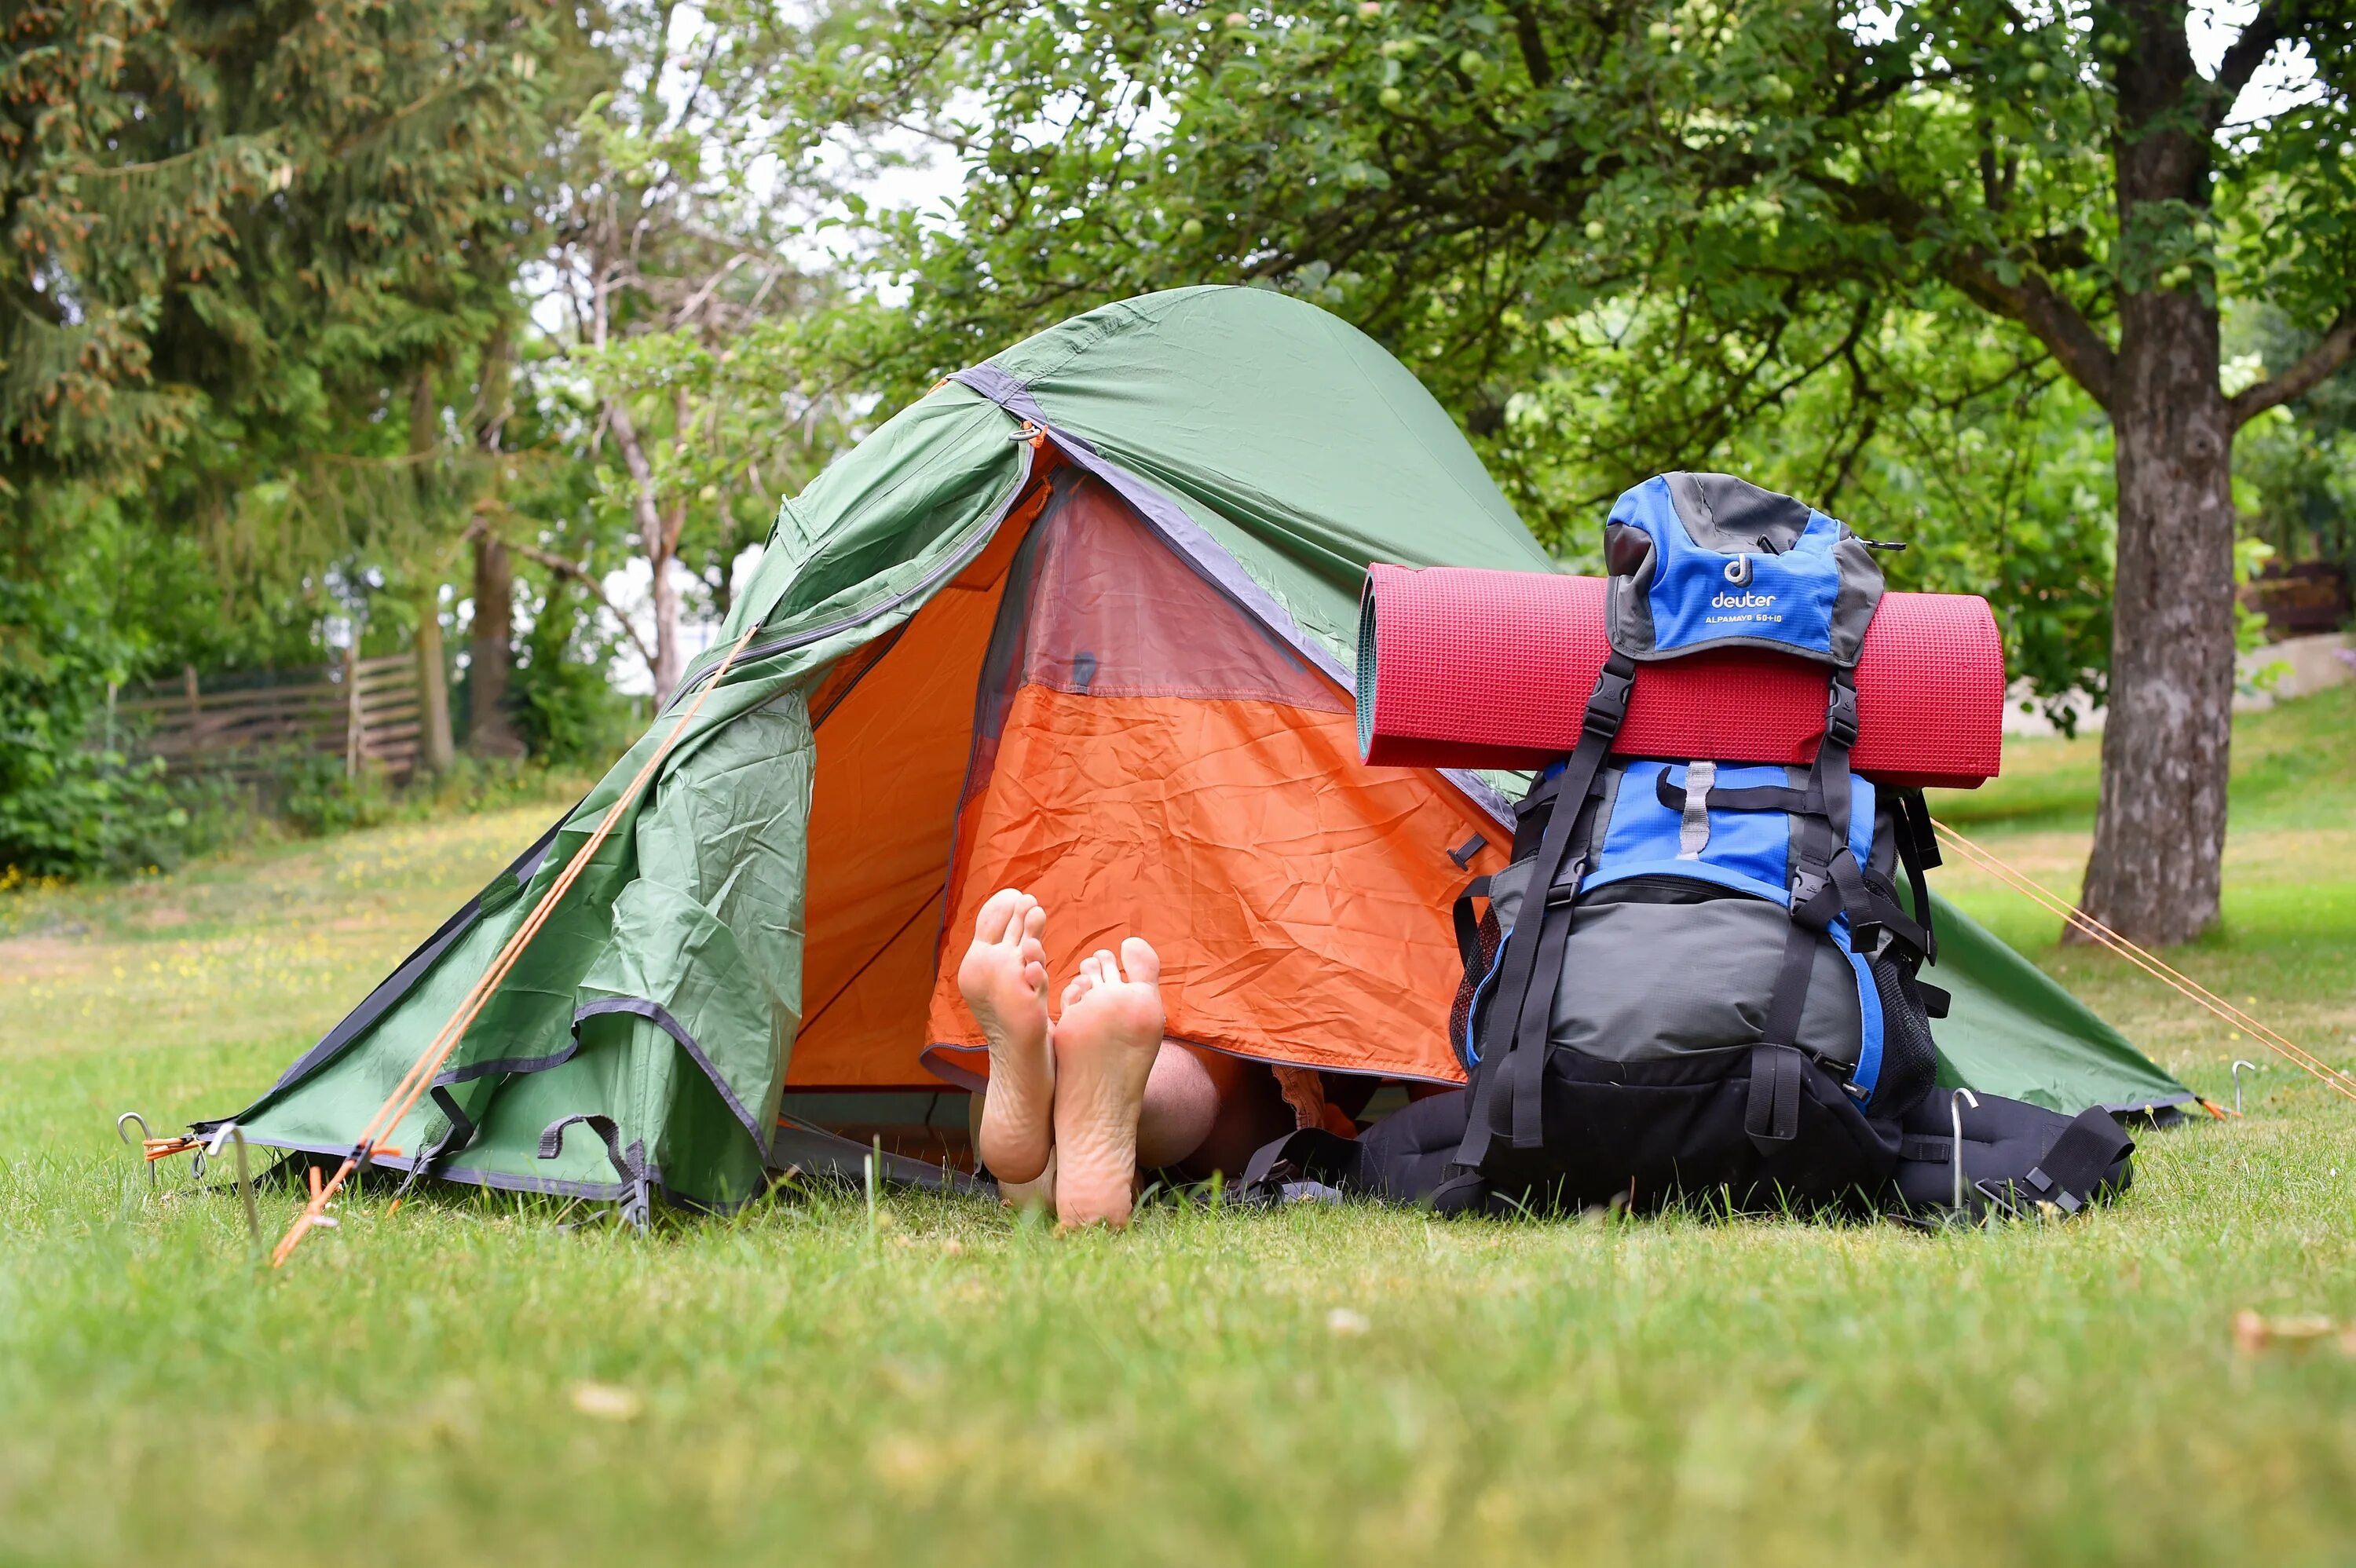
xmin=0 ymin=578 xmax=196 ymax=879
xmin=270 ymin=747 xmax=400 ymax=837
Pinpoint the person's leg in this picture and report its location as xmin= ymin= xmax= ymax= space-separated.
xmin=1132 ymin=1044 xmax=1218 ymax=1171
xmin=957 ymin=888 xmax=1055 ymax=1185
xmin=1141 ymin=1044 xmax=1295 ymax=1180
xmin=1050 ymin=940 xmax=1167 ymax=1227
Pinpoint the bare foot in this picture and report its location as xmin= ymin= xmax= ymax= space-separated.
xmin=958 ymin=889 xmax=1054 ymax=1184
xmin=997 ymin=1149 xmax=1055 ymax=1213
xmin=1052 ymin=939 xmax=1167 ymax=1229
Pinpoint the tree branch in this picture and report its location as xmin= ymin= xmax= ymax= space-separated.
xmin=2228 ymin=311 xmax=2356 ymax=426
xmin=2208 ymin=0 xmax=2286 ymax=130
xmin=482 ymin=524 xmax=657 ymax=675
xmin=1801 ymin=167 xmax=2116 ymax=406
xmin=1507 ymin=2 xmax=1553 ymax=87
xmin=1947 ymin=250 xmax=2118 ymax=409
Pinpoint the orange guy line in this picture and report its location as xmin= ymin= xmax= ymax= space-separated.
xmin=272 ymin=622 xmax=767 ymax=1266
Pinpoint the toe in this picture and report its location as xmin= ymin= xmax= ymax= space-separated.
xmin=973 ymin=888 xmax=1024 ymax=944
xmin=1118 ymin=937 xmax=1160 ymax=987
xmin=998 ymin=895 xmax=1040 ymax=951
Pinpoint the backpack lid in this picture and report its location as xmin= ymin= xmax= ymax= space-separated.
xmin=1604 ymin=473 xmax=1882 ymax=667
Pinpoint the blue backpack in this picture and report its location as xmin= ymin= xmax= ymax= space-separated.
xmin=1443 ymin=471 xmax=1944 ymax=1201
xmin=1244 ymin=473 xmax=2135 ymax=1223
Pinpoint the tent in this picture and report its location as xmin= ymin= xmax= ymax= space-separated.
xmin=199 ymin=287 xmax=2190 ymax=1214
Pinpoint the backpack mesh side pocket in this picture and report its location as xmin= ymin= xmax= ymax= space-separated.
xmin=1865 ymin=950 xmax=1939 ymax=1118
xmin=1449 ymin=900 xmax=1501 ymax=1073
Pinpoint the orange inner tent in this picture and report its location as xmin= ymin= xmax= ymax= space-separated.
xmin=790 ymin=460 xmax=1506 ymax=1098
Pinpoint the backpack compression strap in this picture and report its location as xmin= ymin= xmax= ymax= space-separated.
xmin=1751 ymin=670 xmax=1885 ymax=1142
xmin=1452 ymin=650 xmax=1636 ymax=1175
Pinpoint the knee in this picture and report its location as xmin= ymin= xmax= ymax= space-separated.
xmin=1136 ymin=1040 xmax=1219 ymax=1168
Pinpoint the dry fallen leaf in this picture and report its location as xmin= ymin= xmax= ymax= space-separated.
xmin=570 ymin=1381 xmax=642 ymax=1420
xmin=2233 ymin=1310 xmax=2343 ymax=1354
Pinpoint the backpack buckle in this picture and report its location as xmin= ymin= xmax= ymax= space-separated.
xmin=1824 ymin=682 xmax=1860 ymax=750
xmin=1584 ymin=658 xmax=1636 ymax=739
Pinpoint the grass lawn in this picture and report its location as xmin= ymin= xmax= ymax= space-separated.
xmin=3 ymin=689 xmax=2353 ymax=1566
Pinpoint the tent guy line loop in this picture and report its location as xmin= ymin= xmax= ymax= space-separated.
xmin=1928 ymin=819 xmax=2356 ymax=1108
xmin=269 ymin=618 xmax=769 ymax=1270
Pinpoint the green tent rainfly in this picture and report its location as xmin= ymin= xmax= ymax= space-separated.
xmin=198 ymin=287 xmax=2190 ymax=1216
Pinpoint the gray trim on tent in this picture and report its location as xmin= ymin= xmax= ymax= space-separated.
xmin=221 ymin=1119 xmax=985 ymax=1215
xmin=571 ymin=995 xmax=769 ymax=1153
xmin=436 ymin=1038 xmax=582 ymax=1086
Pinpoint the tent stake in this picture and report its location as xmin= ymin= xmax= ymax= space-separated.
xmin=2232 ymin=1060 xmax=2261 ymax=1117
xmin=115 ymin=1112 xmax=155 ymax=1191
xmin=205 ymin=1123 xmax=262 ymax=1255
xmin=1950 ymin=1088 xmax=1980 ymax=1216
xmin=865 ymin=1136 xmax=880 ymax=1239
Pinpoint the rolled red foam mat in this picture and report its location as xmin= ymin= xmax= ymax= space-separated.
xmin=1358 ymin=567 xmax=2003 ymax=788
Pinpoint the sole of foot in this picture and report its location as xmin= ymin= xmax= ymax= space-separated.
xmin=1052 ymin=938 xmax=1166 ymax=1230
xmin=959 ymin=888 xmax=1054 ymax=1185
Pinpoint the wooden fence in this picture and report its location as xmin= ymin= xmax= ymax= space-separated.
xmin=114 ymin=652 xmax=425 ymax=784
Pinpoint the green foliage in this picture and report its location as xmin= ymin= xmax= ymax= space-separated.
xmin=0 ymin=0 xmax=609 ymax=873
xmin=269 ymin=748 xmax=399 ymax=838
xmin=265 ymin=747 xmax=563 ymax=837
xmin=532 ymin=0 xmax=876 ymax=696
xmin=809 ymin=0 xmax=2356 ymax=710
xmin=513 ymin=578 xmax=641 ymax=769
xmin=2233 ymin=306 xmax=2356 ymax=576
xmin=0 ymin=510 xmax=190 ymax=878
xmin=0 ymin=739 xmax=188 ymax=882
xmin=0 ymin=0 xmax=584 ymax=503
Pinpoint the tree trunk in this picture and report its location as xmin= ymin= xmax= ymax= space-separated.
xmin=415 ymin=595 xmax=457 ymax=777
xmin=466 ymin=328 xmax=525 ymax=760
xmin=607 ymin=399 xmax=682 ymax=704
xmin=2069 ymin=2 xmax=2240 ymax=947
xmin=468 ymin=532 xmax=525 ymax=758
xmin=2075 ymin=299 xmax=2237 ymax=946
xmin=409 ymin=368 xmax=456 ymax=777
xmin=649 ymin=521 xmax=682 ymax=704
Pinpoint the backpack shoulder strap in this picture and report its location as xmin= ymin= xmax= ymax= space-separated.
xmin=1453 ymin=651 xmax=1634 ymax=1176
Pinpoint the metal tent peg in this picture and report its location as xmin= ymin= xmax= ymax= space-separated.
xmin=2231 ymin=1060 xmax=2262 ymax=1117
xmin=1949 ymin=1088 xmax=1981 ymax=1216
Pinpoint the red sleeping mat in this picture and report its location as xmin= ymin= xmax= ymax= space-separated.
xmin=1360 ymin=567 xmax=2003 ymax=788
